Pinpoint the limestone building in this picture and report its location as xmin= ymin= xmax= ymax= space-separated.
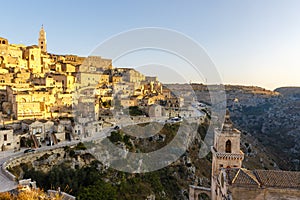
xmin=0 ymin=129 xmax=20 ymax=151
xmin=24 ymin=45 xmax=42 ymax=74
xmin=38 ymin=25 xmax=47 ymax=53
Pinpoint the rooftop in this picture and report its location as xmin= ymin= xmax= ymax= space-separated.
xmin=225 ymin=168 xmax=300 ymax=189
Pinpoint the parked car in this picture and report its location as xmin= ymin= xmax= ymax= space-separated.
xmin=167 ymin=117 xmax=183 ymax=123
xmin=24 ymin=149 xmax=35 ymax=153
xmin=114 ymin=126 xmax=120 ymax=130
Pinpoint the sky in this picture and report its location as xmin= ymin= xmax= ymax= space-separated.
xmin=1 ymin=0 xmax=300 ymax=90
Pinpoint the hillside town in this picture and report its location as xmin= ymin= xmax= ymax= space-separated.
xmin=1 ymin=26 xmax=300 ymax=200
xmin=0 ymin=26 xmax=201 ymax=153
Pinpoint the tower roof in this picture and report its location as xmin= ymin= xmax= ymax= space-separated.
xmin=40 ymin=25 xmax=45 ymax=33
xmin=38 ymin=24 xmax=47 ymax=53
xmin=226 ymin=168 xmax=261 ymax=186
xmin=222 ymin=110 xmax=235 ymax=131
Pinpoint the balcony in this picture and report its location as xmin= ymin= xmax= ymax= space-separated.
xmin=211 ymin=147 xmax=244 ymax=160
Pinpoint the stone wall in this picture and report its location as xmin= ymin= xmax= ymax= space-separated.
xmin=189 ymin=185 xmax=211 ymax=200
xmin=230 ymin=186 xmax=300 ymax=200
xmin=1 ymin=160 xmax=16 ymax=181
xmin=6 ymin=147 xmax=67 ymax=175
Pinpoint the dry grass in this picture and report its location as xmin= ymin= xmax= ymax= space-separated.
xmin=0 ymin=187 xmax=62 ymax=200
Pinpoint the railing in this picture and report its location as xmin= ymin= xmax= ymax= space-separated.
xmin=211 ymin=147 xmax=244 ymax=160
xmin=215 ymin=152 xmax=244 ymax=160
xmin=1 ymin=160 xmax=16 ymax=181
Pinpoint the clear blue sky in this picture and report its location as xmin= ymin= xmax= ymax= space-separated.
xmin=1 ymin=0 xmax=300 ymax=90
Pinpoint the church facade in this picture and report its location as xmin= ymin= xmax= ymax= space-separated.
xmin=189 ymin=111 xmax=300 ymax=200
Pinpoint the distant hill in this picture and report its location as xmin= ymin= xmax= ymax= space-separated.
xmin=275 ymin=87 xmax=300 ymax=98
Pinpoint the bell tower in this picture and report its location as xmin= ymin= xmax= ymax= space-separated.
xmin=38 ymin=25 xmax=47 ymax=53
xmin=211 ymin=110 xmax=244 ymax=199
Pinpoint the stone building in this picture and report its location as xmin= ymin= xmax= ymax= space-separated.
xmin=0 ymin=37 xmax=9 ymax=65
xmin=6 ymin=86 xmax=56 ymax=120
xmin=38 ymin=25 xmax=47 ymax=53
xmin=117 ymin=68 xmax=146 ymax=84
xmin=24 ymin=45 xmax=42 ymax=74
xmin=0 ymin=129 xmax=20 ymax=151
xmin=189 ymin=111 xmax=300 ymax=200
xmin=79 ymin=56 xmax=112 ymax=72
xmin=120 ymin=98 xmax=138 ymax=108
xmin=76 ymin=72 xmax=109 ymax=87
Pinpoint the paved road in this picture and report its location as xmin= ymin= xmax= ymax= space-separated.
xmin=0 ymin=150 xmax=21 ymax=192
xmin=0 ymin=172 xmax=17 ymax=192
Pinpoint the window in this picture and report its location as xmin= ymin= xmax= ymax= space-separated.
xmin=225 ymin=140 xmax=231 ymax=153
xmin=4 ymin=134 xmax=7 ymax=141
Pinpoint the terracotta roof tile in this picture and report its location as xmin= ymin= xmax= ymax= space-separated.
xmin=225 ymin=168 xmax=300 ymax=189
xmin=226 ymin=168 xmax=260 ymax=186
xmin=254 ymin=170 xmax=300 ymax=189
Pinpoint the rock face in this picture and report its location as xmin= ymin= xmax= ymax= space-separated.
xmin=7 ymin=124 xmax=213 ymax=199
xmin=7 ymin=145 xmax=96 ymax=179
xmin=227 ymin=86 xmax=300 ymax=170
xmin=275 ymin=87 xmax=300 ymax=98
xmin=167 ymin=84 xmax=299 ymax=171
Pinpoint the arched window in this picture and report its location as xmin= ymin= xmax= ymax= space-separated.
xmin=225 ymin=140 xmax=231 ymax=153
xmin=31 ymin=54 xmax=34 ymax=60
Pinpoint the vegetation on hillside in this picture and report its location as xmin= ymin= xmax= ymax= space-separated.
xmin=6 ymin=114 xmax=278 ymax=199
xmin=9 ymin=121 xmax=212 ymax=199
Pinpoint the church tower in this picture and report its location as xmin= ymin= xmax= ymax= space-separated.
xmin=38 ymin=25 xmax=47 ymax=53
xmin=211 ymin=110 xmax=244 ymax=199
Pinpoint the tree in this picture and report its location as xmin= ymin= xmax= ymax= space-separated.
xmin=109 ymin=131 xmax=122 ymax=143
xmin=77 ymin=180 xmax=117 ymax=200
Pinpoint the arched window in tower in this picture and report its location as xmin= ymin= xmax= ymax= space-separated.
xmin=225 ymin=140 xmax=231 ymax=153
xmin=31 ymin=54 xmax=34 ymax=60
xmin=0 ymin=56 xmax=4 ymax=64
